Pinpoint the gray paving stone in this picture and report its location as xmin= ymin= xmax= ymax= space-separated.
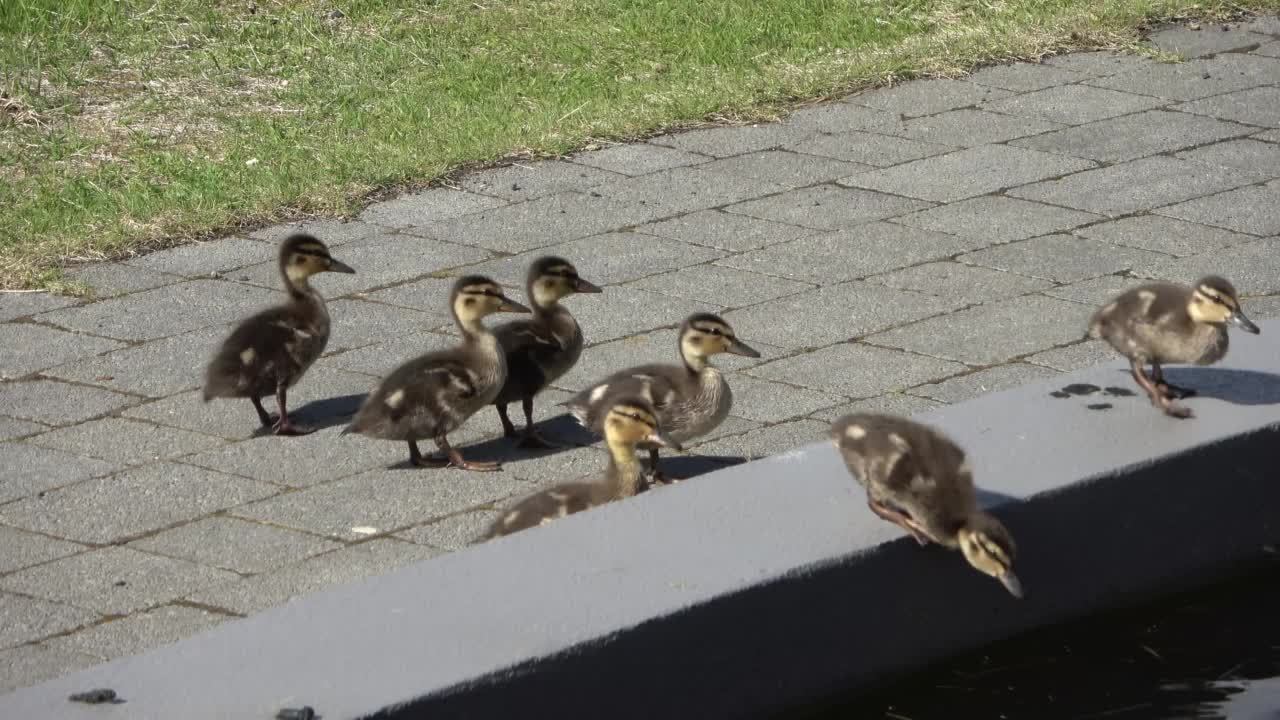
xmin=235 ymin=232 xmax=489 ymax=297
xmin=183 ymin=429 xmax=388 ymax=488
xmin=0 ymin=642 xmax=98 ymax=693
xmin=1011 ymin=109 xmax=1254 ymax=162
xmin=1043 ymin=51 xmax=1157 ymax=77
xmin=865 ymin=261 xmax=1052 ymax=305
xmin=38 ymin=280 xmax=277 ymax=342
xmin=45 ymin=324 xmax=228 ymax=398
xmin=129 ymin=517 xmax=341 ymax=574
xmin=1077 ymin=215 xmax=1253 ymax=257
xmin=981 ymin=84 xmax=1164 ymax=125
xmin=588 ymin=166 xmax=789 ymax=221
xmin=784 ymin=103 xmax=909 ymax=135
xmin=569 ymin=143 xmax=710 ymax=175
xmin=842 ymin=145 xmax=1095 ymax=203
xmin=1149 ymin=24 xmax=1271 ymax=58
xmin=1176 ymin=138 xmax=1280 ymax=177
xmin=718 ymin=373 xmax=840 ymax=423
xmin=725 ymin=184 xmax=933 ymax=230
xmin=1088 ymin=54 xmax=1280 ymax=101
xmin=809 ymin=393 xmax=946 ymax=422
xmin=324 ymin=331 xmax=456 ymax=377
xmin=0 ymin=527 xmax=85 ymax=575
xmin=965 ymin=62 xmax=1091 ymax=91
xmin=848 ymin=78 xmax=1013 ymax=118
xmin=1156 ymin=185 xmax=1280 ymax=236
xmin=1242 ymin=15 xmax=1280 ymax=36
xmin=1025 ymin=339 xmax=1117 ymax=372
xmin=462 ymin=231 xmax=723 ymax=288
xmin=958 ymin=234 xmax=1169 ymax=283
xmin=0 ymin=293 xmax=76 ymax=322
xmin=565 ymin=286 xmax=721 ymax=344
xmin=232 ymin=467 xmax=526 ymax=541
xmin=0 ymin=443 xmax=117 ymax=504
xmin=751 ymin=343 xmax=967 ymax=399
xmin=723 ymin=281 xmax=958 ymax=351
xmin=43 ymin=605 xmax=230 ymax=661
xmin=26 ymin=418 xmax=223 ymax=467
xmin=413 ymin=191 xmax=656 ymax=253
xmin=0 ymin=323 xmax=124 ymax=380
xmin=0 ymin=379 xmax=135 ymax=425
xmin=326 ymin=298 xmax=449 ymax=354
xmin=901 ymin=109 xmax=1064 ymax=147
xmin=889 ymin=195 xmax=1101 ymax=244
xmin=67 ymin=263 xmax=180 ymax=298
xmin=692 ymin=418 xmax=828 ymax=461
xmin=697 ymin=150 xmax=870 ymax=187
xmin=1009 ymin=156 xmax=1259 ymax=217
xmin=249 ymin=219 xmax=381 ymax=246
xmin=490 ymin=446 xmax=612 ymax=488
xmin=395 ymin=509 xmax=502 ymax=551
xmin=0 ymin=462 xmax=276 ymax=545
xmin=360 ymin=276 xmax=456 ymax=319
xmin=629 ymin=264 xmax=813 ymax=309
xmin=1137 ymin=238 xmax=1280 ymax=295
xmin=1257 ymin=128 xmax=1280 ymax=142
xmin=637 ymin=209 xmax=817 ymax=252
xmin=785 ymin=130 xmax=955 ymax=167
xmin=359 ymin=187 xmax=507 ymax=228
xmin=866 ymin=294 xmax=1091 ymax=365
xmin=0 ymin=547 xmax=237 ymax=616
xmin=1174 ymin=86 xmax=1280 ymax=128
xmin=1041 ymin=275 xmax=1144 ymax=306
xmin=0 ymin=417 xmax=45 ymax=442
xmin=186 ymin=539 xmax=439 ymax=615
xmin=460 ymin=160 xmax=624 ymax=200
xmin=648 ymin=123 xmax=813 ymax=157
xmin=718 ymin=223 xmax=985 ymax=284
xmin=554 ymin=327 xmax=776 ymax=392
xmin=908 ymin=363 xmax=1060 ymax=403
xmin=1244 ymin=294 xmax=1280 ymax=320
xmin=1257 ymin=40 xmax=1280 ymax=58
xmin=125 ymin=238 xmax=274 ymax=277
xmin=0 ymin=593 xmax=98 ymax=650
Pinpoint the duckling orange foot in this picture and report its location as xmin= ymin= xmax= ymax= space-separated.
xmin=272 ymin=419 xmax=315 ymax=436
xmin=440 ymin=436 xmax=502 ymax=472
xmin=867 ymin=498 xmax=930 ymax=546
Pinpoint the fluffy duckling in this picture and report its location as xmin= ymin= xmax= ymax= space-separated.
xmin=484 ymin=396 xmax=679 ymax=538
xmin=564 ymin=313 xmax=759 ymax=481
xmin=345 ymin=276 xmax=530 ymax=471
xmin=203 ymin=233 xmax=354 ymax=435
xmin=492 ymin=256 xmax=602 ymax=448
xmin=1089 ymin=275 xmax=1260 ymax=418
xmin=830 ymin=413 xmax=1023 ymax=598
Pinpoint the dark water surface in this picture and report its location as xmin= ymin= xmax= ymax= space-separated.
xmin=804 ymin=572 xmax=1280 ymax=719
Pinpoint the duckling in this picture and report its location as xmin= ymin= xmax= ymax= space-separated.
xmin=1089 ymin=275 xmax=1260 ymax=418
xmin=830 ymin=413 xmax=1023 ymax=599
xmin=202 ymin=233 xmax=355 ymax=435
xmin=564 ymin=313 xmax=759 ymax=481
xmin=492 ymin=256 xmax=602 ymax=448
xmin=484 ymin=396 xmax=679 ymax=538
xmin=345 ymin=275 xmax=530 ymax=471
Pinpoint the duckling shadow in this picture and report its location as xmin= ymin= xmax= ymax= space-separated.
xmin=447 ymin=413 xmax=601 ymax=464
xmin=274 ymin=393 xmax=366 ymax=435
xmin=1158 ymin=367 xmax=1280 ymax=406
xmin=975 ymin=487 xmax=1021 ymax=509
xmin=660 ymin=454 xmax=749 ymax=481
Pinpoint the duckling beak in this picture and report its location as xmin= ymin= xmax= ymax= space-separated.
xmin=1228 ymin=309 xmax=1261 ymax=335
xmin=726 ymin=337 xmax=761 ymax=358
xmin=497 ymin=295 xmax=532 ymax=314
xmin=327 ymin=258 xmax=356 ymax=274
xmin=998 ymin=571 xmax=1024 ymax=599
xmin=573 ymin=277 xmax=603 ymax=294
xmin=650 ymin=430 xmax=683 ymax=453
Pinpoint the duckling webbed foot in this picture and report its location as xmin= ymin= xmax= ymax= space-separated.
xmin=646 ymin=448 xmax=684 ymax=485
xmin=1131 ymin=360 xmax=1193 ymax=419
xmin=251 ymin=396 xmax=275 ymax=428
xmin=867 ymin=498 xmax=930 ymax=546
xmin=496 ymin=403 xmax=519 ymax=438
xmin=514 ymin=397 xmax=561 ymax=449
xmin=269 ymin=386 xmax=314 ymax=435
xmin=407 ymin=441 xmax=450 ymax=468
xmin=439 ymin=435 xmax=501 ymax=472
xmin=1149 ymin=364 xmax=1197 ymax=399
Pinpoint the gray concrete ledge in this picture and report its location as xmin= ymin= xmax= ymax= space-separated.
xmin=4 ymin=321 xmax=1280 ymax=719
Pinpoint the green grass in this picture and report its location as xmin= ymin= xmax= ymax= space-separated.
xmin=2 ymin=0 xmax=1276 ymax=288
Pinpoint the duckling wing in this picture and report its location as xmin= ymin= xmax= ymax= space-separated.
xmin=483 ymin=481 xmax=598 ymax=539
xmin=203 ymin=305 xmax=318 ymax=400
xmin=348 ymin=353 xmax=481 ymax=439
xmin=495 ymin=321 xmax=563 ymax=399
xmin=565 ymin=364 xmax=688 ymax=432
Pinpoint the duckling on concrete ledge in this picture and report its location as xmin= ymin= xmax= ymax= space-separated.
xmin=483 ymin=396 xmax=678 ymax=539
xmin=564 ymin=313 xmax=759 ymax=482
xmin=1089 ymin=275 xmax=1260 ymax=419
xmin=203 ymin=233 xmax=355 ymax=436
xmin=492 ymin=256 xmax=602 ymax=448
xmin=830 ymin=413 xmax=1023 ymax=599
xmin=345 ymin=276 xmax=530 ymax=471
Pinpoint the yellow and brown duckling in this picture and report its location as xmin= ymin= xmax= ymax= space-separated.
xmin=345 ymin=275 xmax=530 ymax=471
xmin=484 ymin=396 xmax=679 ymax=539
xmin=492 ymin=256 xmax=602 ymax=448
xmin=830 ymin=413 xmax=1023 ymax=598
xmin=203 ymin=233 xmax=355 ymax=435
xmin=564 ymin=313 xmax=759 ymax=482
xmin=1089 ymin=275 xmax=1260 ymax=418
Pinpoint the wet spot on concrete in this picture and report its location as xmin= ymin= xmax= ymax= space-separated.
xmin=1062 ymin=383 xmax=1101 ymax=396
xmin=1104 ymin=386 xmax=1136 ymax=397
xmin=1086 ymin=403 xmax=1113 ymax=411
xmin=1050 ymin=391 xmax=1071 ymax=398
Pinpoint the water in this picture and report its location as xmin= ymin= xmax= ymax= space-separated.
xmin=807 ymin=572 xmax=1280 ymax=719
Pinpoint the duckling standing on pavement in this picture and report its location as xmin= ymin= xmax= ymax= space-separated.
xmin=203 ymin=233 xmax=355 ymax=436
xmin=345 ymin=276 xmax=530 ymax=471
xmin=564 ymin=313 xmax=759 ymax=482
xmin=830 ymin=413 xmax=1023 ymax=598
xmin=1089 ymin=275 xmax=1260 ymax=418
xmin=484 ymin=396 xmax=679 ymax=539
xmin=492 ymin=257 xmax=602 ymax=448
